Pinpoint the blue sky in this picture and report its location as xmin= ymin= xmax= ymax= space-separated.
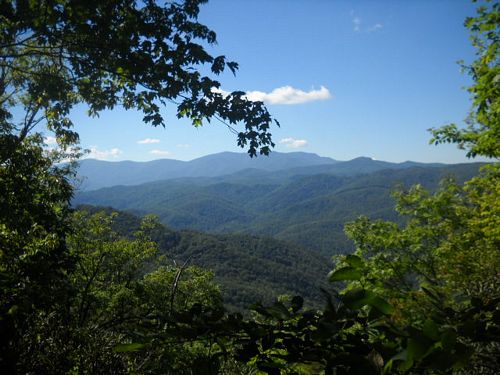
xmin=68 ymin=0 xmax=484 ymax=163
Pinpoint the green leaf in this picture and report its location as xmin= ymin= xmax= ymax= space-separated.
xmin=423 ymin=320 xmax=440 ymax=340
xmin=250 ymin=301 xmax=290 ymax=320
xmin=440 ymin=329 xmax=457 ymax=350
xmin=384 ymin=350 xmax=408 ymax=374
xmin=267 ymin=302 xmax=291 ymax=320
xmin=369 ymin=296 xmax=395 ymax=315
xmin=345 ymin=254 xmax=363 ymax=268
xmin=114 ymin=343 xmax=145 ymax=353
xmin=342 ymin=288 xmax=370 ymax=309
xmin=290 ymin=296 xmax=304 ymax=313
xmin=7 ymin=305 xmax=19 ymax=316
xmin=328 ymin=266 xmax=362 ymax=282
xmin=341 ymin=288 xmax=394 ymax=315
xmin=407 ymin=338 xmax=429 ymax=361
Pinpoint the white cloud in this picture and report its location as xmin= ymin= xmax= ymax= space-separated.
xmin=368 ymin=23 xmax=383 ymax=32
xmin=176 ymin=144 xmax=191 ymax=148
xmin=87 ymin=146 xmax=123 ymax=160
xmin=247 ymin=86 xmax=331 ymax=105
xmin=279 ymin=137 xmax=308 ymax=149
xmin=211 ymin=88 xmax=229 ymax=96
xmin=353 ymin=16 xmax=361 ymax=32
xmin=137 ymin=138 xmax=160 ymax=144
xmin=150 ymin=149 xmax=171 ymax=157
xmin=213 ymin=86 xmax=331 ymax=105
xmin=44 ymin=136 xmax=57 ymax=145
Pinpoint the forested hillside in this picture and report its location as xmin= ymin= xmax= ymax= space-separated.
xmin=74 ymin=162 xmax=485 ymax=255
xmin=77 ymin=205 xmax=331 ymax=311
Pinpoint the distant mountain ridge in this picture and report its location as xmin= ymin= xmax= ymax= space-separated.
xmin=75 ymin=151 xmax=448 ymax=191
xmin=74 ymin=161 xmax=485 ymax=255
xmin=76 ymin=151 xmax=337 ymax=190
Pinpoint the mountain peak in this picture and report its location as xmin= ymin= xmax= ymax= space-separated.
xmin=350 ymin=156 xmax=374 ymax=161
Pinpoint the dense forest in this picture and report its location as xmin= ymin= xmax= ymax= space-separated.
xmin=1 ymin=0 xmax=498 ymax=374
xmin=76 ymin=205 xmax=332 ymax=311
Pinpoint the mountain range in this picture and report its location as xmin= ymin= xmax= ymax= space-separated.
xmin=76 ymin=151 xmax=336 ymax=190
xmin=75 ymin=151 xmax=447 ymax=191
xmin=73 ymin=152 xmax=485 ymax=256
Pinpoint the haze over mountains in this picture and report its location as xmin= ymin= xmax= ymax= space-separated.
xmin=74 ymin=152 xmax=485 ymax=255
xmin=76 ymin=152 xmax=336 ymax=190
xmin=76 ymin=151 xmax=447 ymax=191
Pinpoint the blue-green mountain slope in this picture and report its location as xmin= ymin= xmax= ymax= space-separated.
xmin=74 ymin=161 xmax=484 ymax=255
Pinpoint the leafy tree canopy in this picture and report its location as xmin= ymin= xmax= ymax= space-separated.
xmin=0 ymin=135 xmax=76 ymax=371
xmin=13 ymin=209 xmax=226 ymax=373
xmin=0 ymin=0 xmax=277 ymax=156
xmin=430 ymin=0 xmax=499 ymax=158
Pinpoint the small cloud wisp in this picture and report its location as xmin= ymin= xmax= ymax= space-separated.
xmin=368 ymin=23 xmax=383 ymax=32
xmin=279 ymin=137 xmax=308 ymax=149
xmin=353 ymin=17 xmax=361 ymax=32
xmin=138 ymin=138 xmax=160 ymax=144
xmin=150 ymin=149 xmax=171 ymax=157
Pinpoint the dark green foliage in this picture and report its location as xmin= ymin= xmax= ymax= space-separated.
xmin=236 ymin=297 xmax=388 ymax=374
xmin=76 ymin=205 xmax=331 ymax=311
xmin=169 ymin=231 xmax=331 ymax=311
xmin=235 ymin=246 xmax=498 ymax=374
xmin=0 ymin=136 xmax=75 ymax=372
xmin=11 ymin=209 xmax=228 ymax=374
